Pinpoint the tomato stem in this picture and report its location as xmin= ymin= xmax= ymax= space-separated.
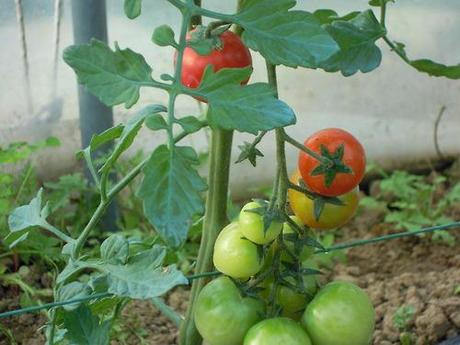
xmin=189 ymin=0 xmax=202 ymax=29
xmin=283 ymin=133 xmax=331 ymax=165
xmin=178 ymin=129 xmax=233 ymax=345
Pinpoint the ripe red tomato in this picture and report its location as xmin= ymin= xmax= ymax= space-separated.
xmin=180 ymin=30 xmax=252 ymax=89
xmin=298 ymin=128 xmax=366 ymax=197
xmin=288 ymin=170 xmax=359 ymax=230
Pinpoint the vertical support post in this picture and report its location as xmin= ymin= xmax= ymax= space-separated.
xmin=71 ymin=0 xmax=117 ymax=231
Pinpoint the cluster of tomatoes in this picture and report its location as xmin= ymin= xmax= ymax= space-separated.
xmin=179 ymin=27 xmax=374 ymax=345
xmin=194 ymin=129 xmax=373 ymax=345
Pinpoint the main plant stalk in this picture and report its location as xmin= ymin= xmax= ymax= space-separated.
xmin=179 ymin=128 xmax=233 ymax=345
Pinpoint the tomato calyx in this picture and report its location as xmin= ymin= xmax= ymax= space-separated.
xmin=310 ymin=144 xmax=353 ymax=187
xmin=236 ymin=141 xmax=265 ymax=166
xmin=245 ymin=199 xmax=285 ymax=236
xmin=186 ymin=24 xmax=230 ymax=55
xmin=292 ymin=178 xmax=346 ymax=221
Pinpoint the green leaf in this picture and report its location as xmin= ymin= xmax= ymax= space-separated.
xmin=100 ymin=105 xmax=166 ymax=174
xmin=57 ymin=260 xmax=84 ymax=284
xmin=238 ymin=0 xmax=338 ymax=68
xmin=321 ymin=10 xmax=386 ymax=76
xmin=410 ymin=60 xmax=460 ymax=79
xmin=313 ymin=9 xmax=339 ymax=25
xmin=0 ymin=137 xmax=60 ymax=164
xmin=369 ymin=0 xmax=394 ymax=6
xmin=76 ymin=125 xmax=124 ymax=160
xmin=124 ymin=0 xmax=142 ymax=19
xmin=63 ymin=39 xmax=153 ymax=108
xmin=196 ymin=67 xmax=296 ymax=134
xmin=8 ymin=189 xmax=48 ymax=232
xmin=137 ymin=145 xmax=207 ymax=247
xmin=57 ymin=282 xmax=91 ymax=311
xmin=64 ymin=304 xmax=111 ymax=345
xmin=100 ymin=235 xmax=129 ymax=264
xmin=152 ymin=25 xmax=177 ymax=47
xmin=145 ymin=114 xmax=168 ymax=131
xmin=95 ymin=246 xmax=188 ymax=299
xmin=176 ymin=116 xmax=204 ymax=134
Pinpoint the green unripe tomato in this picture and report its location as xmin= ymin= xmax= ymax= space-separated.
xmin=239 ymin=201 xmax=283 ymax=244
xmin=195 ymin=276 xmax=264 ymax=345
xmin=302 ymin=281 xmax=375 ymax=345
xmin=259 ymin=274 xmax=318 ymax=321
xmin=244 ymin=317 xmax=312 ymax=345
xmin=281 ymin=216 xmax=316 ymax=262
xmin=213 ymin=222 xmax=263 ymax=279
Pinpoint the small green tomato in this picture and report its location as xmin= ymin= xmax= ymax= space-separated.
xmin=213 ymin=222 xmax=263 ymax=279
xmin=239 ymin=201 xmax=282 ymax=244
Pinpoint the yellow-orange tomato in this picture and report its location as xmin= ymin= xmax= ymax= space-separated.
xmin=288 ymin=171 xmax=359 ymax=230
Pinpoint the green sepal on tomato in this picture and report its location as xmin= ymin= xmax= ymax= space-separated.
xmin=298 ymin=128 xmax=366 ymax=197
xmin=289 ymin=170 xmax=359 ymax=230
xmin=194 ymin=276 xmax=264 ymax=345
xmin=302 ymin=281 xmax=375 ymax=345
xmin=244 ymin=317 xmax=312 ymax=345
xmin=213 ymin=222 xmax=263 ymax=279
xmin=239 ymin=201 xmax=283 ymax=245
xmin=259 ymin=273 xmax=318 ymax=320
xmin=281 ymin=215 xmax=316 ymax=261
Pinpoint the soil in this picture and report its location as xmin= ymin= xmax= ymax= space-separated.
xmin=1 ymin=183 xmax=459 ymax=345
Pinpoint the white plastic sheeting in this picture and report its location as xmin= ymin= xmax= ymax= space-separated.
xmin=0 ymin=1 xmax=459 ymax=194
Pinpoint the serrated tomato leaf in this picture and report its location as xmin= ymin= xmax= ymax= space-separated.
xmin=137 ymin=145 xmax=207 ymax=247
xmin=238 ymin=0 xmax=338 ymax=68
xmin=100 ymin=105 xmax=166 ymax=174
xmin=63 ymin=304 xmax=111 ymax=345
xmin=194 ymin=67 xmax=296 ymax=134
xmin=387 ymin=40 xmax=460 ymax=79
xmin=57 ymin=282 xmax=91 ymax=311
xmin=321 ymin=10 xmax=386 ymax=76
xmin=63 ymin=39 xmax=153 ymax=108
xmin=95 ymin=246 xmax=188 ymax=299
xmin=100 ymin=234 xmax=129 ymax=264
xmin=410 ymin=60 xmax=460 ymax=79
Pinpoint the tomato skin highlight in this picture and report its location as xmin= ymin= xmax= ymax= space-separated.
xmin=194 ymin=276 xmax=264 ymax=345
xmin=213 ymin=222 xmax=263 ymax=279
xmin=180 ymin=30 xmax=252 ymax=89
xmin=298 ymin=128 xmax=366 ymax=197
xmin=244 ymin=317 xmax=312 ymax=345
xmin=239 ymin=201 xmax=283 ymax=244
xmin=302 ymin=281 xmax=375 ymax=345
xmin=288 ymin=170 xmax=359 ymax=230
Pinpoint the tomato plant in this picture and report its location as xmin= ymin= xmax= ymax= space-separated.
xmin=302 ymin=281 xmax=375 ymax=345
xmin=289 ymin=170 xmax=359 ymax=229
xmin=298 ymin=128 xmax=366 ymax=197
xmin=194 ymin=276 xmax=264 ymax=345
xmin=244 ymin=317 xmax=312 ymax=345
xmin=213 ymin=222 xmax=263 ymax=279
xmin=3 ymin=0 xmax=459 ymax=344
xmin=179 ymin=29 xmax=252 ymax=89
